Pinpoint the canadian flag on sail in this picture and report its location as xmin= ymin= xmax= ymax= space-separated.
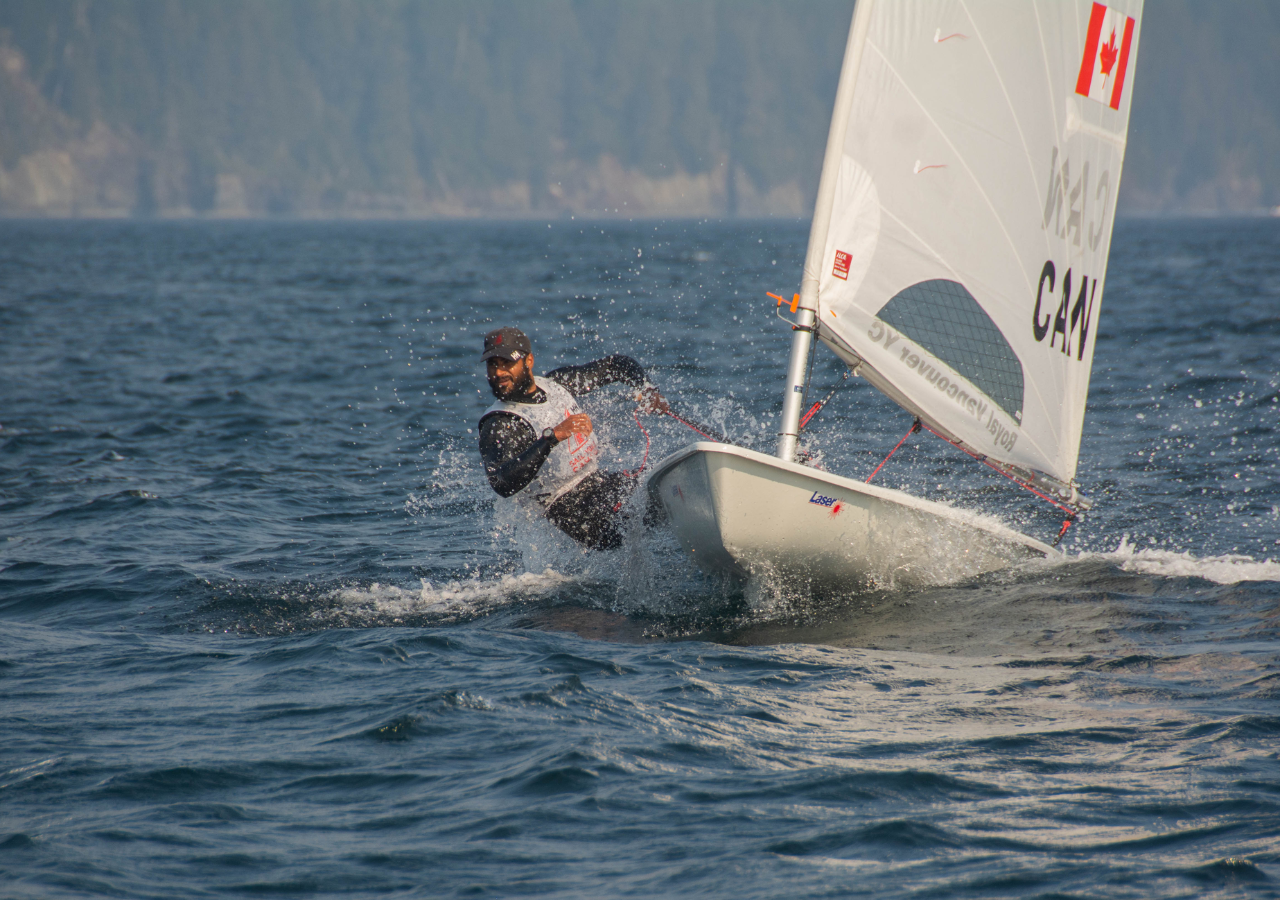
xmin=1075 ymin=3 xmax=1135 ymax=110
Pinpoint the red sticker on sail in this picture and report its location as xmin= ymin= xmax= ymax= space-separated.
xmin=832 ymin=250 xmax=852 ymax=280
xmin=1075 ymin=3 xmax=1135 ymax=110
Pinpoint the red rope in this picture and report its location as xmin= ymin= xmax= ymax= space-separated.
xmin=798 ymin=401 xmax=823 ymax=429
xmin=866 ymin=417 xmax=1081 ymax=543
xmin=865 ymin=421 xmax=920 ymax=483
xmin=1053 ymin=516 xmax=1075 ymax=546
xmin=617 ymin=406 xmax=732 ymax=487
xmin=916 ymin=420 xmax=1077 ymax=516
xmin=622 ymin=408 xmax=651 ymax=477
xmin=618 ymin=407 xmax=722 ymax=486
xmin=664 ymin=410 xmax=720 ymax=441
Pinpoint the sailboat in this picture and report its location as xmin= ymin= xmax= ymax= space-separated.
xmin=648 ymin=0 xmax=1143 ymax=593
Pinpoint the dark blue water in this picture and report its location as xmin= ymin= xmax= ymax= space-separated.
xmin=2 ymin=218 xmax=1278 ymax=898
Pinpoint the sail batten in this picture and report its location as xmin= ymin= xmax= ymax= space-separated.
xmin=806 ymin=0 xmax=1142 ymax=486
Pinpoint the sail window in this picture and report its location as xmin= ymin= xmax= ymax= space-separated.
xmin=875 ymin=279 xmax=1024 ymax=421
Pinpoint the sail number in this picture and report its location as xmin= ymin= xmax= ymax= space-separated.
xmin=1043 ymin=147 xmax=1110 ymax=251
xmin=1032 ymin=261 xmax=1095 ymax=360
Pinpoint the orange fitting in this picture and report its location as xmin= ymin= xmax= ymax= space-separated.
xmin=766 ymin=291 xmax=799 ymax=313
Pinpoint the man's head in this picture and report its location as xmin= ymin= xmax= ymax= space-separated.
xmin=481 ymin=327 xmax=536 ymax=401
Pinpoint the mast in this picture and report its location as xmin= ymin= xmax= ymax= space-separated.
xmin=775 ymin=306 xmax=815 ymax=461
xmin=776 ymin=0 xmax=877 ymax=461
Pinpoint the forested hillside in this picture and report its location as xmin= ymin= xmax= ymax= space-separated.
xmin=0 ymin=1 xmax=1275 ymax=218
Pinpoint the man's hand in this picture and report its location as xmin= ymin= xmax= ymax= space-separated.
xmin=552 ymin=413 xmax=593 ymax=443
xmin=636 ymin=387 xmax=670 ymax=415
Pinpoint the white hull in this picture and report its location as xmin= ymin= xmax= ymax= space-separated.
xmin=647 ymin=443 xmax=1055 ymax=594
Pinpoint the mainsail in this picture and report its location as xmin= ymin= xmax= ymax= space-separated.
xmin=797 ymin=0 xmax=1143 ymax=492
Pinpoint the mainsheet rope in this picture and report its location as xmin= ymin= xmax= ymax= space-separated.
xmin=664 ymin=409 xmax=724 ymax=442
xmin=915 ymin=420 xmax=1077 ymax=516
xmin=865 ymin=419 xmax=921 ymax=484
xmin=621 ymin=409 xmax=651 ymax=477
xmin=890 ymin=418 xmax=1080 ymax=546
xmin=623 ymin=406 xmax=726 ymax=479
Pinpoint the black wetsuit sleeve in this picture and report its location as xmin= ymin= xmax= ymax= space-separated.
xmin=478 ymin=412 xmax=557 ymax=498
xmin=545 ymin=355 xmax=649 ymax=397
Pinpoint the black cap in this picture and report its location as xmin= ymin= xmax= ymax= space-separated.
xmin=480 ymin=326 xmax=532 ymax=362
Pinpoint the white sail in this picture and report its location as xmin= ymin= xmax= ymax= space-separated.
xmin=803 ymin=0 xmax=1142 ymax=487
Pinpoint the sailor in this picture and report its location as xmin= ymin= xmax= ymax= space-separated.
xmin=477 ymin=326 xmax=668 ymax=550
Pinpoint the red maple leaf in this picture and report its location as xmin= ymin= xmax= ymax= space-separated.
xmin=1098 ymin=29 xmax=1119 ymax=78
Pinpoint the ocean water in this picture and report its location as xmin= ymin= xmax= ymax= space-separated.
xmin=1 ymin=217 xmax=1278 ymax=899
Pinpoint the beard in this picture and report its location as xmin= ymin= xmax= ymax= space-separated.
xmin=488 ymin=363 xmax=536 ymax=401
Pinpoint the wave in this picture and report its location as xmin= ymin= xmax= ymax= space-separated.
xmin=323 ymin=569 xmax=577 ymax=625
xmin=1091 ymin=536 xmax=1280 ymax=585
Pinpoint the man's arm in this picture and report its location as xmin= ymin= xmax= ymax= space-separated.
xmin=545 ymin=355 xmax=648 ymax=396
xmin=478 ymin=413 xmax=557 ymax=498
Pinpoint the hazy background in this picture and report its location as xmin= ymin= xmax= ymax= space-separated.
xmin=0 ymin=0 xmax=1276 ymax=219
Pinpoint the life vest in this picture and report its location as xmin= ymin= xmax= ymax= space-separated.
xmin=481 ymin=376 xmax=599 ymax=505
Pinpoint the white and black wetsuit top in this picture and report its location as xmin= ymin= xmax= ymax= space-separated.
xmin=477 ymin=356 xmax=648 ymax=503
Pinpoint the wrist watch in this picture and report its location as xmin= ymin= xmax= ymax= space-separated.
xmin=542 ymin=427 xmax=559 ymax=444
